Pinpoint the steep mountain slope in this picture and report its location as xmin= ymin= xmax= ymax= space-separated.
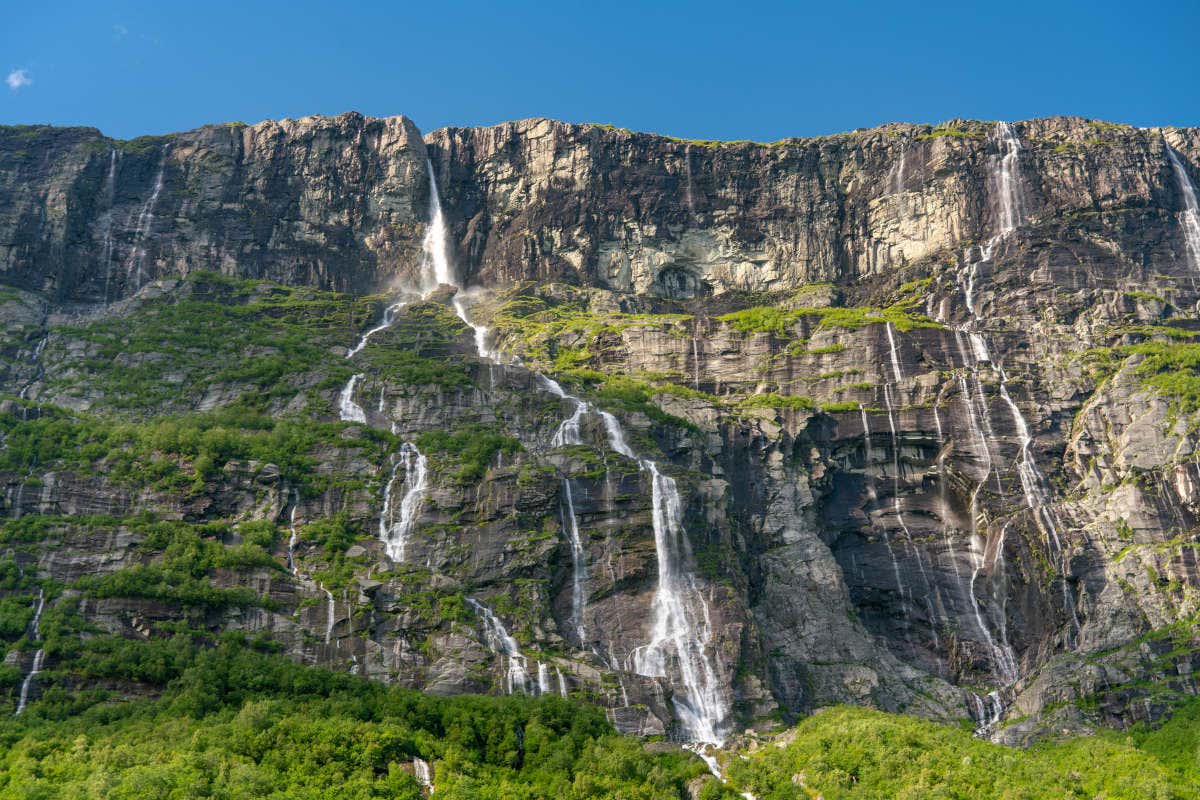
xmin=2 ymin=113 xmax=1200 ymax=747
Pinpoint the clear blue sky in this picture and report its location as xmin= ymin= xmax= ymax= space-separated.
xmin=2 ymin=0 xmax=1195 ymax=141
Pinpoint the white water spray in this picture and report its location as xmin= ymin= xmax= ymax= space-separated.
xmin=632 ymin=462 xmax=726 ymax=744
xmin=379 ymin=443 xmax=428 ymax=561
xmin=1166 ymin=144 xmax=1200 ymax=273
xmin=338 ymin=374 xmax=368 ymax=423
xmin=418 ymin=154 xmax=728 ymax=742
xmin=413 ymin=757 xmax=434 ymax=794
xmin=467 ymin=598 xmax=532 ymax=694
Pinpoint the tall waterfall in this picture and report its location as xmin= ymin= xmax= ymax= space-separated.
xmin=100 ymin=150 xmax=121 ymax=304
xmin=560 ymin=479 xmax=589 ymax=644
xmin=418 ymin=156 xmax=729 ymax=742
xmin=420 ymin=159 xmax=456 ymax=291
xmin=1166 ymin=143 xmax=1200 ymax=272
xmin=991 ymin=121 xmax=1024 ymax=235
xmin=324 ymin=588 xmax=336 ymax=644
xmin=632 ymin=462 xmax=726 ymax=743
xmin=379 ymin=443 xmax=427 ymax=561
xmin=948 ymin=122 xmax=1082 ymax=726
xmin=124 ymin=152 xmax=166 ymax=290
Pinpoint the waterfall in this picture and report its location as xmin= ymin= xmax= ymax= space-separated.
xmin=537 ymin=662 xmax=552 ymax=695
xmin=552 ymin=396 xmax=590 ymax=447
xmin=100 ymin=149 xmax=120 ymax=304
xmin=421 ymin=154 xmax=728 ymax=742
xmin=556 ymin=666 xmax=568 ymax=698
xmin=560 ymin=479 xmax=589 ymax=644
xmin=943 ymin=122 xmax=1081 ymax=728
xmin=14 ymin=590 xmax=46 ymax=716
xmin=892 ymin=146 xmax=907 ymax=196
xmin=991 ymin=121 xmax=1024 ymax=235
xmin=860 ymin=403 xmax=907 ymax=615
xmin=287 ymin=489 xmax=300 ymax=574
xmin=467 ymin=598 xmax=532 ymax=693
xmin=1166 ymin=144 xmax=1200 ymax=273
xmin=692 ymin=334 xmax=701 ymax=390
xmin=338 ymin=374 xmax=368 ymax=422
xmin=632 ymin=461 xmax=727 ymax=744
xmin=885 ymin=322 xmax=905 ymax=384
xmin=17 ymin=334 xmax=48 ymax=402
xmin=413 ymin=757 xmax=434 ymax=794
xmin=124 ymin=152 xmax=166 ymax=290
xmin=687 ymin=743 xmax=759 ymax=800
xmin=14 ymin=649 xmax=44 ymax=716
xmin=324 ymin=589 xmax=336 ymax=644
xmin=347 ymin=300 xmax=408 ymax=359
xmin=379 ymin=443 xmax=428 ymax=562
xmin=420 ymin=159 xmax=456 ymax=291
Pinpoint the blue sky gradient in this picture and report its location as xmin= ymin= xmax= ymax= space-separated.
xmin=2 ymin=0 xmax=1195 ymax=141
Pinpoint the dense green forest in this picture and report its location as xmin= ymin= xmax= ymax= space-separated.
xmin=0 ymin=632 xmax=1197 ymax=799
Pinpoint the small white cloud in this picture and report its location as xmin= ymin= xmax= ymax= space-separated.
xmin=6 ymin=69 xmax=31 ymax=91
xmin=113 ymin=24 xmax=128 ymax=39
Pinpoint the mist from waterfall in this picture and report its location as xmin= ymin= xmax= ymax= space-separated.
xmin=379 ymin=443 xmax=428 ymax=562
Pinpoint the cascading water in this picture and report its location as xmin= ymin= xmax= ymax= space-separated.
xmin=417 ymin=153 xmax=729 ymax=743
xmin=420 ymin=159 xmax=456 ymax=291
xmin=324 ymin=588 xmax=336 ymax=644
xmin=124 ymin=152 xmax=166 ymax=290
xmin=100 ymin=150 xmax=120 ymax=304
xmin=347 ymin=301 xmax=408 ymax=359
xmin=632 ymin=462 xmax=726 ymax=744
xmin=1165 ymin=143 xmax=1200 ymax=273
xmin=338 ymin=374 xmax=368 ymax=423
xmin=15 ymin=589 xmax=46 ymax=715
xmin=947 ymin=122 xmax=1079 ymax=729
xmin=413 ymin=758 xmax=434 ymax=794
xmin=379 ymin=443 xmax=428 ymax=561
xmin=287 ymin=489 xmax=300 ymax=574
xmin=467 ymin=598 xmax=532 ymax=694
xmin=560 ymin=479 xmax=589 ymax=644
xmin=991 ymin=121 xmax=1025 ymax=235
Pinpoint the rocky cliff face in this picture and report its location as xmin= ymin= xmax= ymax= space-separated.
xmin=2 ymin=112 xmax=1200 ymax=744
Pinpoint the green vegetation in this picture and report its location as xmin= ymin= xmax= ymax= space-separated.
xmin=1129 ymin=341 xmax=1200 ymax=413
xmin=717 ymin=303 xmax=941 ymax=336
xmin=47 ymin=273 xmax=471 ymax=414
xmin=916 ymin=124 xmax=984 ymax=140
xmin=417 ymin=425 xmax=523 ymax=483
xmin=724 ymin=705 xmax=1200 ymax=799
xmin=737 ymin=393 xmax=816 ymax=412
xmin=0 ymin=636 xmax=709 ymax=799
xmin=490 ymin=288 xmax=692 ymax=370
xmin=0 ymin=402 xmax=390 ymax=496
xmin=4 ymin=636 xmax=1197 ymax=800
xmin=1083 ymin=324 xmax=1200 ymax=414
